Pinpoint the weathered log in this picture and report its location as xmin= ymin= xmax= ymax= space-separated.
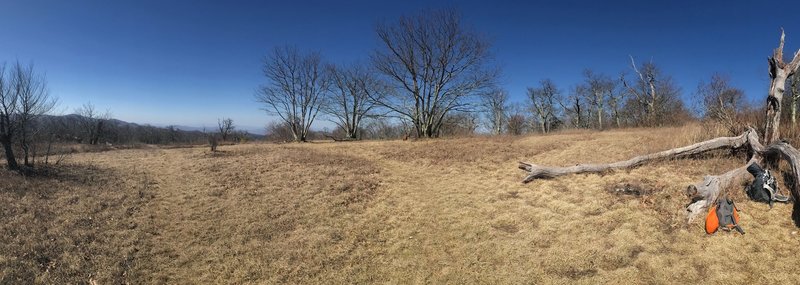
xmin=685 ymin=140 xmax=800 ymax=223
xmin=685 ymin=160 xmax=756 ymax=223
xmin=518 ymin=129 xmax=755 ymax=182
xmin=518 ymin=128 xmax=760 ymax=222
xmin=323 ymin=134 xmax=357 ymax=142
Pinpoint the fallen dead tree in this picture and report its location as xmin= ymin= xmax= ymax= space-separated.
xmin=518 ymin=130 xmax=754 ymax=181
xmin=519 ymin=128 xmax=800 ymax=223
xmin=519 ymin=30 xmax=800 ymax=224
xmin=323 ymin=134 xmax=358 ymax=142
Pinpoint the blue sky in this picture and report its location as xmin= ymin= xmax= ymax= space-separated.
xmin=1 ymin=0 xmax=798 ymax=133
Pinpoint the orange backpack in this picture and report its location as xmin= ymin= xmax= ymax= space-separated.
xmin=705 ymin=198 xmax=742 ymax=234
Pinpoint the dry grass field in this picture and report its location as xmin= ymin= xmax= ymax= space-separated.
xmin=3 ymin=125 xmax=800 ymax=284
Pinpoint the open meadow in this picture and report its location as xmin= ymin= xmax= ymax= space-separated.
xmin=2 ymin=125 xmax=800 ymax=284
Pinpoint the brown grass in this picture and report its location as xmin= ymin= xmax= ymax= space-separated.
xmin=3 ymin=125 xmax=800 ymax=284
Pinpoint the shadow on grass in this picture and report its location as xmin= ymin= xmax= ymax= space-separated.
xmin=0 ymin=162 xmax=151 ymax=284
xmin=1 ymin=163 xmax=119 ymax=195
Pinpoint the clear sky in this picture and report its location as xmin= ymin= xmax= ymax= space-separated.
xmin=2 ymin=0 xmax=799 ymax=133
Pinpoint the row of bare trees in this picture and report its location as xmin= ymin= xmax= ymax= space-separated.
xmin=257 ymin=9 xmax=497 ymax=142
xmin=487 ymin=59 xmax=689 ymax=136
xmin=256 ymin=10 xmax=702 ymax=141
xmin=254 ymin=8 xmax=779 ymax=142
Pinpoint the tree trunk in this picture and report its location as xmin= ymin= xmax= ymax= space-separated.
xmin=597 ymin=108 xmax=603 ymax=130
xmin=792 ymin=78 xmax=799 ymax=127
xmin=45 ymin=137 xmax=53 ymax=165
xmin=1 ymin=138 xmax=18 ymax=170
xmin=22 ymin=143 xmax=30 ymax=166
xmin=792 ymin=96 xmax=797 ymax=128
xmin=765 ymin=69 xmax=787 ymax=144
xmin=574 ymin=98 xmax=582 ymax=128
xmin=766 ymin=30 xmax=800 ymax=144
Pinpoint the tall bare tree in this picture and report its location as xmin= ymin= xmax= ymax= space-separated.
xmin=527 ymin=79 xmax=562 ymax=133
xmin=372 ymin=9 xmax=497 ymax=138
xmin=438 ymin=111 xmax=479 ymax=137
xmin=560 ymin=86 xmax=586 ymax=129
xmin=697 ymin=74 xmax=745 ymax=135
xmin=323 ymin=63 xmax=384 ymax=139
xmin=256 ymin=46 xmax=328 ymax=142
xmin=506 ymin=109 xmax=529 ymax=136
xmin=621 ymin=57 xmax=683 ymax=127
xmin=0 ymin=61 xmax=56 ymax=170
xmin=75 ymin=102 xmax=111 ymax=145
xmin=479 ymin=88 xmax=508 ymax=135
xmin=217 ymin=117 xmax=235 ymax=141
xmin=579 ymin=69 xmax=616 ymax=129
xmin=765 ymin=30 xmax=800 ymax=144
xmin=609 ymin=73 xmax=627 ymax=128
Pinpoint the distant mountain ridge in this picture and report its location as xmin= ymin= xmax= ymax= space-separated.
xmin=161 ymin=124 xmax=265 ymax=136
xmin=42 ymin=114 xmax=265 ymax=141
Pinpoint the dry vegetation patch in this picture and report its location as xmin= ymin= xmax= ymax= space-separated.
xmin=0 ymin=164 xmax=153 ymax=284
xmin=4 ymin=126 xmax=800 ymax=283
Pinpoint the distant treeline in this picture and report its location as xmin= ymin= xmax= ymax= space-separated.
xmin=41 ymin=114 xmax=207 ymax=145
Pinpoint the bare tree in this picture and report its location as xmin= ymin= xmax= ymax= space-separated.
xmin=0 ymin=61 xmax=57 ymax=170
xmin=579 ymin=69 xmax=616 ymax=129
xmin=208 ymin=134 xmax=218 ymax=151
xmin=256 ymin=46 xmax=328 ymax=142
xmin=697 ymin=74 xmax=746 ymax=135
xmin=621 ymin=57 xmax=683 ymax=127
xmin=264 ymin=121 xmax=295 ymax=142
xmin=560 ymin=86 xmax=587 ymax=129
xmin=217 ymin=117 xmax=235 ymax=141
xmin=765 ymin=30 xmax=800 ymax=144
xmin=506 ymin=111 xmax=529 ymax=136
xmin=438 ymin=111 xmax=479 ymax=137
xmin=527 ymin=79 xmax=562 ymax=133
xmin=323 ymin=63 xmax=384 ymax=139
xmin=75 ymin=102 xmax=111 ymax=145
xmin=609 ymin=73 xmax=627 ymax=128
xmin=479 ymin=88 xmax=508 ymax=135
xmin=372 ymin=8 xmax=498 ymax=138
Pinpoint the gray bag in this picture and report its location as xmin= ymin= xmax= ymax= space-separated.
xmin=716 ymin=198 xmax=744 ymax=234
xmin=746 ymin=163 xmax=790 ymax=208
